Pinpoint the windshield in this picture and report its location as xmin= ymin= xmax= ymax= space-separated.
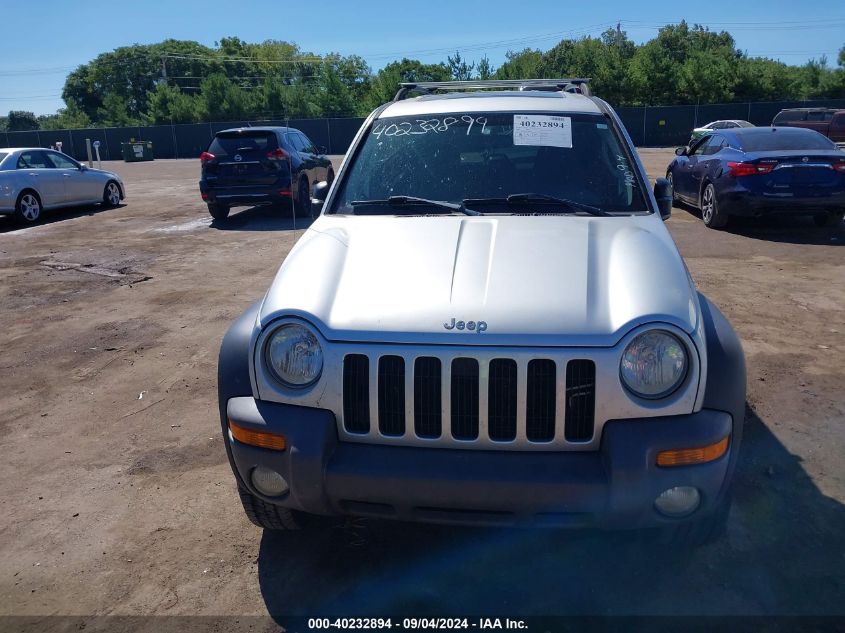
xmin=741 ymin=130 xmax=836 ymax=152
xmin=330 ymin=112 xmax=648 ymax=214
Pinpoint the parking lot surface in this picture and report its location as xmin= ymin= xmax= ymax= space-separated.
xmin=1 ymin=150 xmax=843 ymax=620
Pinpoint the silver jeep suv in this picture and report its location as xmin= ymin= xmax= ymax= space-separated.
xmin=218 ymin=79 xmax=745 ymax=545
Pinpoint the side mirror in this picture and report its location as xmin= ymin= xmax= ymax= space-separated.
xmin=79 ymin=164 xmax=88 ymax=171
xmin=654 ymin=177 xmax=672 ymax=220
xmin=311 ymin=180 xmax=330 ymax=215
xmin=674 ymin=147 xmax=687 ymax=156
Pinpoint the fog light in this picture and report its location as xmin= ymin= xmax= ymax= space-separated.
xmin=250 ymin=466 xmax=289 ymax=497
xmin=654 ymin=486 xmax=700 ymax=517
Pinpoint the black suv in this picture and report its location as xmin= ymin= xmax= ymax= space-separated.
xmin=199 ymin=126 xmax=334 ymax=220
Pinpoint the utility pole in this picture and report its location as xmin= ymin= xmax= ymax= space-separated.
xmin=161 ymin=57 xmax=168 ymax=84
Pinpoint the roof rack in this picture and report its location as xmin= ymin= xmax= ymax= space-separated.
xmin=393 ymin=78 xmax=591 ymax=101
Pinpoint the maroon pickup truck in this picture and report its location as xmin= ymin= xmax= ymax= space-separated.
xmin=772 ymin=108 xmax=845 ymax=143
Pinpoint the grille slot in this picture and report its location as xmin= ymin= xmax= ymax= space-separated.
xmin=450 ymin=358 xmax=479 ymax=440
xmin=342 ymin=354 xmax=370 ymax=433
xmin=377 ymin=355 xmax=406 ymax=436
xmin=526 ymin=359 xmax=556 ymax=441
xmin=488 ymin=359 xmax=517 ymax=441
xmin=413 ymin=357 xmax=442 ymax=438
xmin=565 ymin=359 xmax=596 ymax=441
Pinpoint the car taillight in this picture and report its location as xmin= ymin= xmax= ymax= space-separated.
xmin=727 ymin=161 xmax=775 ymax=177
xmin=200 ymin=151 xmax=215 ymax=163
xmin=266 ymin=148 xmax=288 ymax=160
xmin=834 ymin=160 xmax=845 ymax=173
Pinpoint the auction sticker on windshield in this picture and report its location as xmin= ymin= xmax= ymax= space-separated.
xmin=513 ymin=114 xmax=572 ymax=148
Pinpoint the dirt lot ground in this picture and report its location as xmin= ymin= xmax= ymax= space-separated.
xmin=1 ymin=150 xmax=843 ymax=626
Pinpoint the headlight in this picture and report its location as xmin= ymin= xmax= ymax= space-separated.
xmin=265 ymin=323 xmax=323 ymax=388
xmin=620 ymin=330 xmax=687 ymax=399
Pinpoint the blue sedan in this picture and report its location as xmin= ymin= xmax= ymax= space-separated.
xmin=666 ymin=127 xmax=845 ymax=228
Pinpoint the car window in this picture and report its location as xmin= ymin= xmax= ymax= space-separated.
xmin=737 ymin=121 xmax=755 ymax=128
xmin=208 ymin=131 xmax=277 ymax=159
xmin=47 ymin=152 xmax=79 ymax=169
xmin=725 ymin=122 xmax=738 ymax=128
xmin=0 ymin=152 xmax=7 ymax=166
xmin=700 ymin=135 xmax=724 ymax=156
xmin=330 ymin=111 xmax=648 ymax=214
xmin=807 ymin=111 xmax=828 ymax=122
xmin=739 ymin=129 xmax=836 ymax=151
xmin=287 ymin=134 xmax=305 ymax=152
xmin=774 ymin=110 xmax=804 ymax=124
xmin=691 ymin=136 xmax=711 ymax=155
xmin=298 ymin=133 xmax=316 ymax=153
xmin=17 ymin=151 xmax=52 ymax=169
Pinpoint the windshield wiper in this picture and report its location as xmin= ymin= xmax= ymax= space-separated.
xmin=351 ymin=196 xmax=480 ymax=216
xmin=463 ymin=193 xmax=610 ymax=217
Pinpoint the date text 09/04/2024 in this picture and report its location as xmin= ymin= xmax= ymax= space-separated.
xmin=307 ymin=618 xmax=528 ymax=630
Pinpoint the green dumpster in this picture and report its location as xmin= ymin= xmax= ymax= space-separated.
xmin=121 ymin=140 xmax=154 ymax=162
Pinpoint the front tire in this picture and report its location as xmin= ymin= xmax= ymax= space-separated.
xmin=813 ymin=211 xmax=844 ymax=228
xmin=666 ymin=172 xmax=678 ymax=204
xmin=238 ymin=485 xmax=326 ymax=531
xmin=15 ymin=191 xmax=42 ymax=223
xmin=207 ymin=203 xmax=229 ymax=220
xmin=701 ymin=183 xmax=728 ymax=229
xmin=103 ymin=181 xmax=121 ymax=207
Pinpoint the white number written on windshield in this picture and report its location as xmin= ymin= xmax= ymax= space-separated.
xmin=372 ymin=116 xmax=488 ymax=139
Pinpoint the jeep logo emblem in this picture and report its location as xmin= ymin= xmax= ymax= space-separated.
xmin=444 ymin=318 xmax=487 ymax=333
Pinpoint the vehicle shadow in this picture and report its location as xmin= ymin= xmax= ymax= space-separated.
xmin=256 ymin=404 xmax=845 ymax=618
xmin=0 ymin=203 xmax=126 ymax=235
xmin=209 ymin=204 xmax=313 ymax=232
xmin=675 ymin=202 xmax=844 ymax=246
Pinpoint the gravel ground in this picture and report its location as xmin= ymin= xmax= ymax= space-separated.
xmin=0 ymin=150 xmax=843 ymax=625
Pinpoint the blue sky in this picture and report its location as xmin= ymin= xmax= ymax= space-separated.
xmin=2 ymin=0 xmax=844 ymax=115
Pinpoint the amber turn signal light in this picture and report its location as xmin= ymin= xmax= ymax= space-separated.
xmin=228 ymin=420 xmax=287 ymax=451
xmin=656 ymin=436 xmax=729 ymax=467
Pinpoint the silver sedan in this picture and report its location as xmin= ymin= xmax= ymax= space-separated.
xmin=0 ymin=148 xmax=125 ymax=223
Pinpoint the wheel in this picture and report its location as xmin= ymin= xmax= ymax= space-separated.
xmin=326 ymin=168 xmax=335 ymax=187
xmin=700 ymin=183 xmax=728 ymax=229
xmin=207 ymin=203 xmax=229 ymax=220
xmin=238 ymin=485 xmax=327 ymax=531
xmin=666 ymin=172 xmax=678 ymax=204
xmin=15 ymin=191 xmax=42 ymax=223
xmin=296 ymin=177 xmax=311 ymax=218
xmin=660 ymin=495 xmax=731 ymax=548
xmin=813 ymin=211 xmax=844 ymax=228
xmin=103 ymin=181 xmax=121 ymax=207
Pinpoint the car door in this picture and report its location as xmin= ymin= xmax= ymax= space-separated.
xmin=690 ymin=134 xmax=725 ymax=196
xmin=16 ymin=150 xmax=65 ymax=207
xmin=674 ymin=136 xmax=710 ymax=201
xmin=46 ymin=151 xmax=99 ymax=203
xmin=294 ymin=132 xmax=320 ymax=184
xmin=300 ymin=133 xmax=330 ymax=181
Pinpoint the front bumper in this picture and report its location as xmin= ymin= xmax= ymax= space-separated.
xmin=223 ymin=397 xmax=737 ymax=529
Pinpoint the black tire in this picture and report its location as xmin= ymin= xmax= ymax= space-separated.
xmin=238 ymin=485 xmax=326 ymax=531
xmin=296 ymin=177 xmax=311 ymax=218
xmin=660 ymin=495 xmax=731 ymax=548
xmin=666 ymin=172 xmax=678 ymax=204
xmin=15 ymin=190 xmax=42 ymax=223
xmin=813 ymin=211 xmax=844 ymax=228
xmin=207 ymin=203 xmax=230 ymax=220
xmin=102 ymin=181 xmax=121 ymax=207
xmin=700 ymin=183 xmax=728 ymax=229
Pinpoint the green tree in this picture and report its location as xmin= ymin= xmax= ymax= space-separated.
xmin=495 ymin=48 xmax=544 ymax=79
xmin=447 ymin=51 xmax=475 ymax=80
xmin=39 ymin=103 xmax=92 ymax=130
xmin=7 ymin=110 xmax=39 ymax=131
xmin=365 ymin=58 xmax=450 ymax=109
xmin=146 ymin=82 xmax=199 ymax=123
xmin=315 ymin=61 xmax=356 ymax=117
xmin=476 ymin=55 xmax=494 ymax=80
xmin=197 ymin=73 xmax=249 ymax=121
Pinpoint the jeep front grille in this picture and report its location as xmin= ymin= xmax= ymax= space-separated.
xmin=342 ymin=352 xmax=596 ymax=449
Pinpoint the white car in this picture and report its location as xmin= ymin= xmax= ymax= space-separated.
xmin=0 ymin=147 xmax=125 ymax=223
xmin=218 ymin=79 xmax=746 ymax=545
xmin=690 ymin=119 xmax=754 ymax=143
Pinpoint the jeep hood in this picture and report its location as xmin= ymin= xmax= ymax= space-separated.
xmin=259 ymin=215 xmax=699 ymax=347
